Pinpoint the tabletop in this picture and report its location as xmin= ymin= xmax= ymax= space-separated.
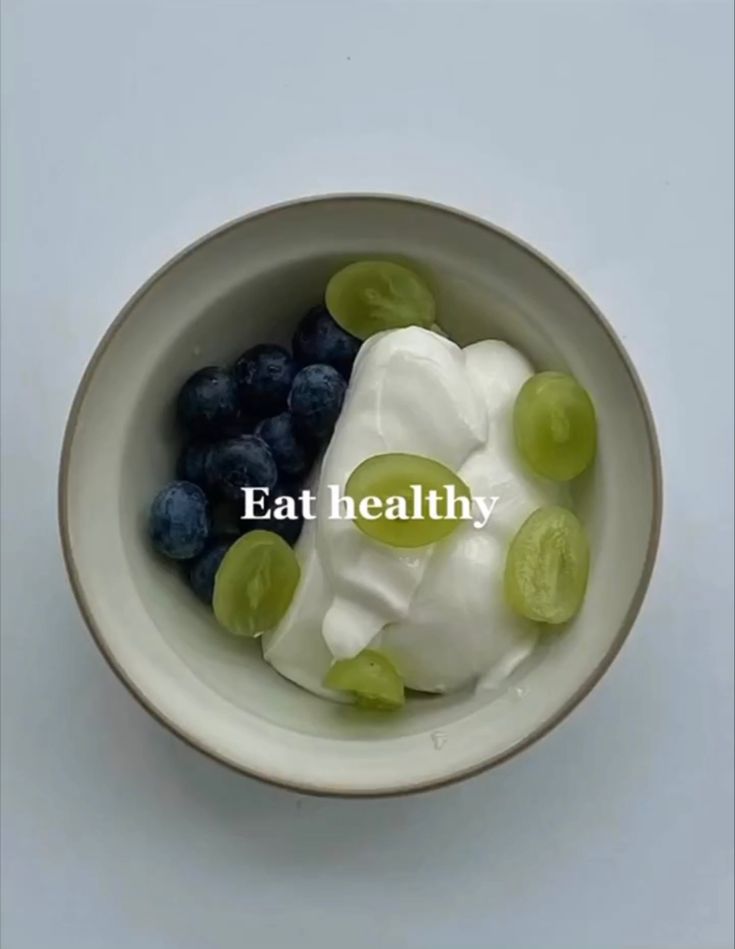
xmin=1 ymin=2 xmax=733 ymax=948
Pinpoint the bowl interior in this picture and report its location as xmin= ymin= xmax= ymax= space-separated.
xmin=62 ymin=196 xmax=659 ymax=794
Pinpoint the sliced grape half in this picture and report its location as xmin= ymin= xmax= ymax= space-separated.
xmin=324 ymin=650 xmax=405 ymax=710
xmin=504 ymin=506 xmax=589 ymax=624
xmin=213 ymin=530 xmax=300 ymax=636
xmin=325 ymin=260 xmax=436 ymax=340
xmin=513 ymin=371 xmax=597 ymax=481
xmin=345 ymin=452 xmax=471 ymax=548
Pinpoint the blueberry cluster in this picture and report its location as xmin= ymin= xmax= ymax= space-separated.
xmin=148 ymin=304 xmax=360 ymax=605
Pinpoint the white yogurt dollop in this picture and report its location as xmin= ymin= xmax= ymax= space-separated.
xmin=262 ymin=328 xmax=563 ymax=699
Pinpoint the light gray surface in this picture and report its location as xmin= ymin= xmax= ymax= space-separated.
xmin=1 ymin=2 xmax=733 ymax=947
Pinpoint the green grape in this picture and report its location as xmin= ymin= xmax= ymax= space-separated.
xmin=324 ymin=650 xmax=405 ymax=710
xmin=325 ymin=260 xmax=436 ymax=340
xmin=504 ymin=506 xmax=590 ymax=624
xmin=213 ymin=530 xmax=300 ymax=637
xmin=513 ymin=371 xmax=597 ymax=481
xmin=345 ymin=452 xmax=471 ymax=548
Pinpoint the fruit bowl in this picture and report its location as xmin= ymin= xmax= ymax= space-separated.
xmin=59 ymin=195 xmax=662 ymax=796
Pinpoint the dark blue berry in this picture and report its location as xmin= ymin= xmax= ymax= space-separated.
xmin=233 ymin=344 xmax=295 ymax=418
xmin=187 ymin=537 xmax=235 ymax=604
xmin=176 ymin=366 xmax=239 ymax=436
xmin=149 ymin=481 xmax=210 ymax=560
xmin=288 ymin=364 xmax=346 ymax=441
xmin=293 ymin=304 xmax=361 ymax=379
xmin=176 ymin=440 xmax=212 ymax=488
xmin=255 ymin=412 xmax=314 ymax=479
xmin=205 ymin=434 xmax=278 ymax=504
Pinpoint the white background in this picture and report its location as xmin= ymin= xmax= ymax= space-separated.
xmin=1 ymin=2 xmax=733 ymax=947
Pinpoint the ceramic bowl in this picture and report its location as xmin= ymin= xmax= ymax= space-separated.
xmin=59 ymin=195 xmax=662 ymax=796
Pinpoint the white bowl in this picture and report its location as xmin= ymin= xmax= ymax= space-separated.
xmin=59 ymin=195 xmax=662 ymax=796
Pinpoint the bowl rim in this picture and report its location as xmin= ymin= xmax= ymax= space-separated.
xmin=58 ymin=192 xmax=663 ymax=798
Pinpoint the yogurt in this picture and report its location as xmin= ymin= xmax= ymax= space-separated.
xmin=262 ymin=327 xmax=563 ymax=698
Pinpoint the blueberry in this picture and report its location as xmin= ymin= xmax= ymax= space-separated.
xmin=254 ymin=412 xmax=314 ymax=479
xmin=288 ymin=364 xmax=346 ymax=441
xmin=293 ymin=304 xmax=361 ymax=379
xmin=149 ymin=481 xmax=210 ymax=560
xmin=205 ymin=434 xmax=278 ymax=503
xmin=176 ymin=366 xmax=239 ymax=436
xmin=187 ymin=537 xmax=235 ymax=605
xmin=176 ymin=440 xmax=212 ymax=488
xmin=233 ymin=344 xmax=295 ymax=418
